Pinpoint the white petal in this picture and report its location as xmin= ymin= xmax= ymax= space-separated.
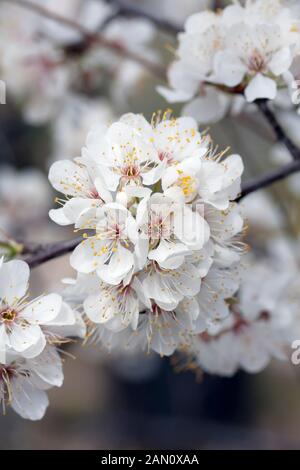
xmin=269 ymin=47 xmax=292 ymax=76
xmin=84 ymin=293 xmax=115 ymax=324
xmin=142 ymin=161 xmax=165 ymax=186
xmin=49 ymin=208 xmax=71 ymax=226
xmin=9 ymin=323 xmax=43 ymax=353
xmin=245 ymin=74 xmax=277 ymax=102
xmin=22 ymin=294 xmax=62 ymax=324
xmin=70 ymin=238 xmax=109 ymax=273
xmin=28 ymin=346 xmax=64 ymax=387
xmin=48 ymin=160 xmax=92 ymax=197
xmin=20 ymin=334 xmax=46 ymax=359
xmin=0 ymin=324 xmax=8 ymax=363
xmin=173 ymin=206 xmax=210 ymax=250
xmin=213 ymin=50 xmax=246 ymax=87
xmin=149 ymin=239 xmax=188 ymax=265
xmin=63 ymin=198 xmax=97 ymax=225
xmin=44 ymin=301 xmax=75 ymax=326
xmin=157 ymin=85 xmax=194 ymax=103
xmin=0 ymin=260 xmax=29 ymax=305
xmin=98 ymin=245 xmax=133 ymax=285
xmin=182 ymin=92 xmax=230 ymax=125
xmin=11 ymin=380 xmax=49 ymax=420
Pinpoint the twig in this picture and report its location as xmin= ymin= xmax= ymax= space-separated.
xmin=102 ymin=0 xmax=181 ymax=35
xmin=256 ymin=99 xmax=300 ymax=160
xmin=24 ymin=236 xmax=82 ymax=268
xmin=5 ymin=0 xmax=166 ymax=80
xmin=238 ymin=159 xmax=300 ymax=200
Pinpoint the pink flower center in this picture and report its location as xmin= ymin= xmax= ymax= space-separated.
xmin=89 ymin=188 xmax=101 ymax=199
xmin=248 ymin=50 xmax=267 ymax=73
xmin=121 ymin=164 xmax=140 ymax=179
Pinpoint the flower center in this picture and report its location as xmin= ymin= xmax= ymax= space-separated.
xmin=159 ymin=151 xmax=174 ymax=164
xmin=176 ymin=172 xmax=197 ymax=198
xmin=121 ymin=164 xmax=140 ymax=179
xmin=0 ymin=307 xmax=17 ymax=323
xmin=248 ymin=50 xmax=267 ymax=73
xmin=148 ymin=213 xmax=170 ymax=245
xmin=89 ymin=188 xmax=101 ymax=199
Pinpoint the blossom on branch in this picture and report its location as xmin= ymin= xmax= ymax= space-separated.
xmin=158 ymin=0 xmax=300 ymax=123
xmin=49 ymin=111 xmax=245 ymax=357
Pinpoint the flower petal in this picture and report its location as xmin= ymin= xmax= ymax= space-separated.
xmin=22 ymin=294 xmax=62 ymax=324
xmin=0 ymin=260 xmax=29 ymax=305
xmin=245 ymin=74 xmax=277 ymax=102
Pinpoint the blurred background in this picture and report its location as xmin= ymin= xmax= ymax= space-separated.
xmin=1 ymin=0 xmax=300 ymax=450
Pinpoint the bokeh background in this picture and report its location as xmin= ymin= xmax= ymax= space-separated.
xmin=1 ymin=0 xmax=300 ymax=449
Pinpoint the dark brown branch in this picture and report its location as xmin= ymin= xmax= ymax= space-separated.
xmin=238 ymin=159 xmax=300 ymax=200
xmin=102 ymin=0 xmax=181 ymax=35
xmin=24 ymin=236 xmax=82 ymax=269
xmin=6 ymin=0 xmax=166 ymax=80
xmin=256 ymin=99 xmax=300 ymax=160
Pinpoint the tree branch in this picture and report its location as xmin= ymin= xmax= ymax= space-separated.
xmin=238 ymin=159 xmax=300 ymax=200
xmin=23 ymin=236 xmax=82 ymax=269
xmin=256 ymin=99 xmax=300 ymax=160
xmin=102 ymin=0 xmax=181 ymax=35
xmin=6 ymin=0 xmax=167 ymax=80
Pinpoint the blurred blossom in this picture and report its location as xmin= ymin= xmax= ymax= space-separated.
xmin=0 ymin=2 xmax=71 ymax=124
xmin=31 ymin=0 xmax=113 ymax=45
xmin=51 ymin=94 xmax=114 ymax=163
xmin=190 ymin=259 xmax=300 ymax=376
xmin=83 ymin=17 xmax=159 ymax=107
xmin=241 ymin=192 xmax=284 ymax=233
xmin=0 ymin=166 xmax=51 ymax=234
xmin=0 ymin=0 xmax=159 ymax=124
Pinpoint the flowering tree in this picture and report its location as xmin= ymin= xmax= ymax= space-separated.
xmin=1 ymin=0 xmax=300 ymax=420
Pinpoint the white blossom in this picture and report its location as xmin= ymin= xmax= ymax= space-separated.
xmin=0 ymin=259 xmax=80 ymax=363
xmin=158 ymin=0 xmax=300 ymax=123
xmin=0 ymin=346 xmax=63 ymax=420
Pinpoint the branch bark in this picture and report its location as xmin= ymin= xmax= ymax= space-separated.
xmin=256 ymin=99 xmax=300 ymax=160
xmin=24 ymin=236 xmax=82 ymax=269
xmin=6 ymin=0 xmax=167 ymax=80
xmin=238 ymin=159 xmax=300 ymax=200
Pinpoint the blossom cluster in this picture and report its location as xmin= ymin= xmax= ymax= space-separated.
xmin=0 ymin=258 xmax=85 ymax=420
xmin=159 ymin=0 xmax=300 ymax=123
xmin=49 ymin=111 xmax=244 ymax=357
